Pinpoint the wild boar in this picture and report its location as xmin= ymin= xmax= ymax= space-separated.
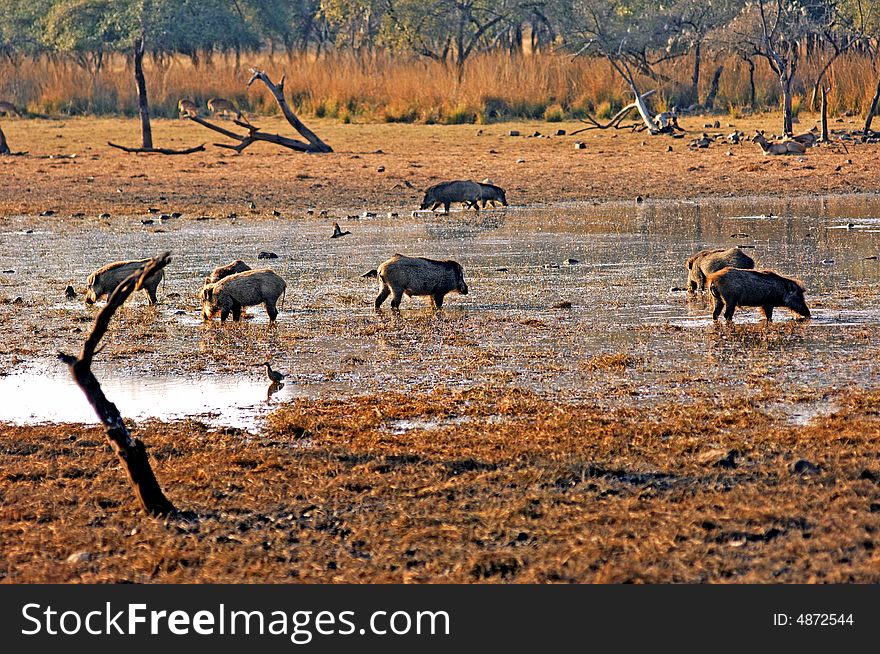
xmin=707 ymin=267 xmax=810 ymax=321
xmin=420 ymin=180 xmax=508 ymax=213
xmin=206 ymin=259 xmax=251 ymax=284
xmin=178 ymin=99 xmax=198 ymax=118
xmin=0 ymin=101 xmax=21 ymax=117
xmin=85 ymin=259 xmax=164 ymax=305
xmin=374 ymin=254 xmax=468 ymax=311
xmin=200 ymin=269 xmax=286 ymax=322
xmin=207 ymin=97 xmax=242 ymax=119
xmin=686 ymin=247 xmax=755 ymax=293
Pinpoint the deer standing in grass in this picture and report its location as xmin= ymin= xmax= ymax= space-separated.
xmin=753 ymin=130 xmax=806 ymax=155
xmin=178 ymin=99 xmax=199 ymax=118
xmin=0 ymin=101 xmax=21 ymax=117
xmin=207 ymin=98 xmax=242 ymax=120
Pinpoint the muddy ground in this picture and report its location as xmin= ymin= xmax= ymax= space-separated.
xmin=1 ymin=116 xmax=879 ymax=583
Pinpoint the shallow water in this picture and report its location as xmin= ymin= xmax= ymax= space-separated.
xmin=2 ymin=193 xmax=880 ymax=428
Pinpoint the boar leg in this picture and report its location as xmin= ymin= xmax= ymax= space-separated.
xmin=389 ymin=289 xmax=404 ymax=311
xmin=711 ymin=293 xmax=726 ymax=320
xmin=265 ymin=301 xmax=278 ymax=322
xmin=144 ymin=282 xmax=159 ymax=305
xmin=760 ymin=305 xmax=774 ymax=322
xmin=375 ymin=285 xmax=391 ymax=311
xmin=443 ymin=202 xmax=450 ymax=214
xmin=723 ymin=302 xmax=736 ymax=321
xmin=232 ymin=303 xmax=242 ymax=321
xmin=431 ymin=293 xmax=445 ymax=310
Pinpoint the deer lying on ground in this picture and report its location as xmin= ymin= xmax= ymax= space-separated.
xmin=178 ymin=99 xmax=199 ymax=118
xmin=0 ymin=101 xmax=21 ymax=117
xmin=207 ymin=97 xmax=242 ymax=120
xmin=753 ymin=130 xmax=806 ymax=155
xmin=790 ymin=128 xmax=819 ymax=148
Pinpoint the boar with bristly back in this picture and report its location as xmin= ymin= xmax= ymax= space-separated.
xmin=686 ymin=247 xmax=755 ymax=293
xmin=420 ymin=180 xmax=508 ymax=213
xmin=206 ymin=259 xmax=251 ymax=285
xmin=708 ymin=267 xmax=810 ymax=322
xmin=85 ymin=259 xmax=164 ymax=305
xmin=373 ymin=254 xmax=468 ymax=311
xmin=200 ymin=269 xmax=286 ymax=322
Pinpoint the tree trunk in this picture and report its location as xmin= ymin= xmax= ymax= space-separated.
xmin=690 ymin=41 xmax=701 ymax=107
xmin=781 ymin=76 xmax=794 ymax=136
xmin=821 ymin=86 xmax=829 ymax=142
xmin=747 ymin=59 xmax=756 ymax=108
xmin=863 ymin=78 xmax=880 ymax=138
xmin=0 ymin=124 xmax=10 ymax=155
xmin=703 ymin=65 xmax=724 ymax=112
xmin=133 ymin=36 xmax=152 ymax=150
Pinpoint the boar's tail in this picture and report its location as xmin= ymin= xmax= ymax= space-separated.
xmin=708 ymin=280 xmax=721 ymax=300
xmin=279 ymin=287 xmax=287 ymax=312
xmin=361 ymin=269 xmax=378 ymax=279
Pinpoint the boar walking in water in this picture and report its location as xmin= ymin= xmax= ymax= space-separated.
xmin=201 ymin=269 xmax=286 ymax=322
xmin=372 ymin=254 xmax=468 ymax=311
xmin=420 ymin=180 xmax=508 ymax=213
xmin=686 ymin=247 xmax=755 ymax=293
xmin=206 ymin=259 xmax=251 ymax=284
xmin=85 ymin=259 xmax=165 ymax=305
xmin=707 ymin=267 xmax=810 ymax=322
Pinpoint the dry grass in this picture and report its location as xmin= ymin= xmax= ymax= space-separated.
xmin=1 ymin=51 xmax=878 ymax=122
xmin=2 ymin=385 xmax=878 ymax=583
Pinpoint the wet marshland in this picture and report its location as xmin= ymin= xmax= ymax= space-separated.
xmin=2 ymin=194 xmax=880 ymax=429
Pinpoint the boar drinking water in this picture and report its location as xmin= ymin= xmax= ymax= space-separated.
xmin=686 ymin=247 xmax=755 ymax=293
xmin=707 ymin=267 xmax=810 ymax=321
xmin=374 ymin=254 xmax=468 ymax=311
xmin=201 ymin=269 xmax=286 ymax=322
xmin=85 ymin=259 xmax=165 ymax=305
xmin=420 ymin=180 xmax=508 ymax=213
xmin=207 ymin=259 xmax=251 ymax=284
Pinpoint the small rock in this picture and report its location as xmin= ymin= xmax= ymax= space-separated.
xmin=820 ymin=258 xmax=835 ymax=265
xmin=791 ymin=459 xmax=820 ymax=475
xmin=858 ymin=469 xmax=878 ymax=482
xmin=99 ymin=213 xmax=111 ymax=219
xmin=272 ymin=209 xmax=282 ymax=217
xmin=377 ymin=165 xmax=385 ymax=172
xmin=307 ymin=208 xmax=315 ymax=215
xmin=636 ymin=195 xmax=644 ymax=204
xmin=530 ymin=131 xmax=541 ymax=137
xmin=495 ymin=267 xmax=509 ymax=272
xmin=863 ymin=255 xmax=878 ymax=260
xmin=320 ymin=210 xmax=329 ymax=216
xmin=40 ymin=210 xmax=56 ymax=216
xmin=713 ymin=120 xmax=720 ymax=129
xmin=65 ymin=285 xmax=76 ymax=299
xmin=553 ymin=301 xmax=572 ymax=309
xmin=669 ymin=286 xmax=685 ymax=292
xmin=12 ymin=297 xmax=23 ymax=305
xmin=574 ymin=142 xmax=586 ymax=149
xmin=516 ymin=158 xmax=525 ymax=163
xmin=726 ymin=150 xmax=733 ymax=156
xmin=66 ymin=551 xmax=90 ymax=564
xmin=697 ymin=449 xmax=737 ymax=468
xmin=543 ymin=262 xmax=560 ymax=269
xmin=248 ymin=200 xmax=257 ymax=210
xmin=147 ymin=207 xmax=159 ymax=213
xmin=562 ymin=258 xmax=579 ymax=266
xmin=171 ymin=212 xmax=182 ymax=218
xmin=174 ymin=310 xmax=185 ymax=315
xmin=555 ymin=129 xmax=566 ymax=136
xmin=141 ymin=219 xmax=154 ymax=225
xmin=363 ymin=211 xmax=377 ymax=218
xmin=159 ymin=214 xmax=170 ymax=221
xmin=258 ymin=251 xmax=278 ymax=260
xmin=666 ymin=145 xmax=673 ymax=152
xmin=508 ymin=130 xmax=520 ymax=137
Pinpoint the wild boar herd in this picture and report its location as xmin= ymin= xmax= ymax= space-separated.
xmin=686 ymin=247 xmax=810 ymax=321
xmin=81 ymin=178 xmax=810 ymax=323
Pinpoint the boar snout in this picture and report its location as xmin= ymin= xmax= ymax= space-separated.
xmin=84 ymin=290 xmax=96 ymax=304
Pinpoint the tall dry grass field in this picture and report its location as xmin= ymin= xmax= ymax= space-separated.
xmin=0 ymin=50 xmax=878 ymax=122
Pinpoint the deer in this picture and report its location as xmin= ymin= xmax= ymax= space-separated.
xmin=177 ymin=99 xmax=199 ymax=118
xmin=0 ymin=101 xmax=21 ymax=117
xmin=753 ymin=130 xmax=807 ymax=156
xmin=207 ymin=97 xmax=242 ymax=120
xmin=790 ymin=128 xmax=819 ymax=148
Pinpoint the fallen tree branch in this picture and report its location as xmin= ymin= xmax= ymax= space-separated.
xmin=188 ymin=68 xmax=332 ymax=153
xmin=570 ymin=90 xmax=657 ymax=136
xmin=108 ymin=141 xmax=205 ymax=155
xmin=0 ymin=123 xmax=26 ymax=155
xmin=58 ymin=252 xmax=177 ymax=517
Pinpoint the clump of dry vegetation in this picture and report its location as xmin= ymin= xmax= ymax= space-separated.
xmin=1 ymin=51 xmax=878 ymax=123
xmin=2 ymin=385 xmax=879 ymax=583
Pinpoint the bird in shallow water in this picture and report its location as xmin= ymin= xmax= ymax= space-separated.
xmin=331 ymin=222 xmax=351 ymax=238
xmin=262 ymin=362 xmax=285 ymax=383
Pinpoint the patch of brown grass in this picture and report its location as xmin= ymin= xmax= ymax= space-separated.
xmin=2 ymin=385 xmax=879 ymax=583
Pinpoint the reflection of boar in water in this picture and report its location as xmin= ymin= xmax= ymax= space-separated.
xmin=373 ymin=254 xmax=468 ymax=311
xmin=420 ymin=180 xmax=508 ymax=213
xmin=686 ymin=247 xmax=755 ymax=293
xmin=206 ymin=259 xmax=251 ymax=284
xmin=708 ymin=267 xmax=810 ymax=321
xmin=86 ymin=259 xmax=164 ymax=305
xmin=200 ymin=269 xmax=286 ymax=322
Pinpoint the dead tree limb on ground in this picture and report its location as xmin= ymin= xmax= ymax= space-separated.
xmin=570 ymin=90 xmax=657 ymax=136
xmin=188 ymin=68 xmax=332 ymax=153
xmin=58 ymin=252 xmax=177 ymax=518
xmin=108 ymin=142 xmax=206 ymax=155
xmin=0 ymin=123 xmax=26 ymax=155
